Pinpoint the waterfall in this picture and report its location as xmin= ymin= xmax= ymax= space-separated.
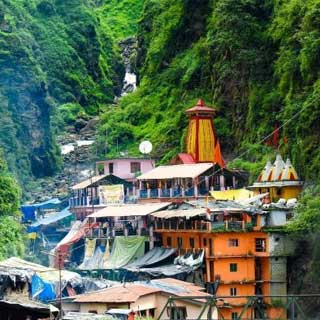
xmin=119 ymin=37 xmax=137 ymax=96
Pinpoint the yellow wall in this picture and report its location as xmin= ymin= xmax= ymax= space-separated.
xmin=253 ymin=186 xmax=302 ymax=201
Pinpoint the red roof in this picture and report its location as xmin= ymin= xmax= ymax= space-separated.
xmin=177 ymin=153 xmax=196 ymax=164
xmin=186 ymin=99 xmax=215 ymax=114
xmin=74 ymin=284 xmax=161 ymax=303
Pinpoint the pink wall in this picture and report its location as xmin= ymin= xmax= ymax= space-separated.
xmin=96 ymin=159 xmax=155 ymax=181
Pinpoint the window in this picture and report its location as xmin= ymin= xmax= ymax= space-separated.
xmin=108 ymin=163 xmax=114 ymax=174
xmin=255 ymin=238 xmax=266 ymax=252
xmin=177 ymin=237 xmax=183 ymax=248
xmin=88 ymin=310 xmax=97 ymax=314
xmin=203 ymin=238 xmax=207 ymax=247
xmin=231 ymin=312 xmax=238 ymax=320
xmin=230 ymin=263 xmax=238 ymax=272
xmin=209 ymin=239 xmax=213 ymax=256
xmin=130 ymin=162 xmax=141 ymax=173
xmin=228 ymin=239 xmax=239 ymax=247
xmin=189 ymin=237 xmax=195 ymax=248
xmin=230 ymin=287 xmax=237 ymax=296
xmin=167 ymin=236 xmax=172 ymax=247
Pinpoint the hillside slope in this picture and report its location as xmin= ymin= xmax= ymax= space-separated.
xmin=98 ymin=0 xmax=320 ymax=182
xmin=0 ymin=0 xmax=143 ymax=189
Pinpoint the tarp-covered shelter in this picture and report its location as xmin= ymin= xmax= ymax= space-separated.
xmin=125 ymin=247 xmax=177 ymax=270
xmin=27 ymin=206 xmax=73 ymax=233
xmin=79 ymin=236 xmax=147 ymax=270
xmin=21 ymin=198 xmax=61 ymax=222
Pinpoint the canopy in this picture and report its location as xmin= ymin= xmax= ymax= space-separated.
xmin=152 ymin=208 xmax=205 ymax=219
xmin=28 ymin=207 xmax=72 ymax=232
xmin=137 ymin=163 xmax=213 ymax=180
xmin=88 ymin=202 xmax=171 ymax=218
xmin=210 ymin=188 xmax=254 ymax=201
xmin=125 ymin=247 xmax=177 ymax=270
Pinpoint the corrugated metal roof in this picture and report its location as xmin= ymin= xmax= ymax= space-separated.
xmin=137 ymin=163 xmax=213 ymax=180
xmin=72 ymin=175 xmax=107 ymax=190
xmin=88 ymin=202 xmax=171 ymax=218
xmin=74 ymin=284 xmax=161 ymax=303
xmin=152 ymin=208 xmax=205 ymax=219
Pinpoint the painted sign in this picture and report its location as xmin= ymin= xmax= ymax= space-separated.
xmin=99 ymin=184 xmax=124 ymax=204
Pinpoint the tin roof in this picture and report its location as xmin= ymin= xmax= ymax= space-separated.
xmin=185 ymin=99 xmax=216 ymax=114
xmin=74 ymin=284 xmax=161 ymax=303
xmin=137 ymin=163 xmax=213 ymax=180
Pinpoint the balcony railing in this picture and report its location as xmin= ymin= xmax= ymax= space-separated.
xmin=211 ymin=221 xmax=254 ymax=231
xmin=155 ymin=220 xmax=210 ymax=232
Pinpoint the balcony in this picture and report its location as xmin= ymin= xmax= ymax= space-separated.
xmin=155 ymin=219 xmax=210 ymax=232
xmin=211 ymin=221 xmax=253 ymax=232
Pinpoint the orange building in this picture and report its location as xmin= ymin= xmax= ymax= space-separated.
xmin=154 ymin=200 xmax=293 ymax=319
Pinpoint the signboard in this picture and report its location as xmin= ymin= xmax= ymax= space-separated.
xmin=99 ymin=184 xmax=124 ymax=205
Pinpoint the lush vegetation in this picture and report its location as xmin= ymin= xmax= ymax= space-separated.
xmin=98 ymin=0 xmax=320 ymax=182
xmin=0 ymin=153 xmax=23 ymax=259
xmin=0 ymin=0 xmax=143 ymax=190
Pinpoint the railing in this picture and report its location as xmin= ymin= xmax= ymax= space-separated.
xmin=155 ymin=220 xmax=210 ymax=231
xmin=211 ymin=221 xmax=254 ymax=231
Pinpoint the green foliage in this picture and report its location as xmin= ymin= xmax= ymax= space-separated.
xmin=0 ymin=0 xmax=144 ymax=190
xmin=98 ymin=0 xmax=320 ymax=183
xmin=287 ymin=186 xmax=320 ymax=233
xmin=0 ymin=153 xmax=23 ymax=260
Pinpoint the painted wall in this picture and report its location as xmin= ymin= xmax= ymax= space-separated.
xmin=214 ymin=258 xmax=255 ymax=282
xmin=96 ymin=159 xmax=155 ymax=181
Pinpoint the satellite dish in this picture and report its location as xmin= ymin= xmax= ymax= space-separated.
xmin=139 ymin=140 xmax=153 ymax=154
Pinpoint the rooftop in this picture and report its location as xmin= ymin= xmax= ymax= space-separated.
xmin=137 ymin=163 xmax=213 ymax=180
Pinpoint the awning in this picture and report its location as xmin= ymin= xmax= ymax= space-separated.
xmin=152 ymin=208 xmax=205 ymax=219
xmin=88 ymin=202 xmax=171 ymax=218
xmin=125 ymin=247 xmax=177 ymax=270
xmin=71 ymin=175 xmax=107 ymax=190
xmin=137 ymin=163 xmax=213 ymax=180
xmin=28 ymin=207 xmax=72 ymax=231
xmin=210 ymin=188 xmax=254 ymax=201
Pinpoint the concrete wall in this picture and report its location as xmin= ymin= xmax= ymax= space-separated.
xmin=270 ymin=257 xmax=287 ymax=282
xmin=269 ymin=210 xmax=287 ymax=226
xmin=269 ymin=233 xmax=295 ymax=256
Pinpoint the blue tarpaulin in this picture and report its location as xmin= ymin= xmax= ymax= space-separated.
xmin=21 ymin=198 xmax=61 ymax=222
xmin=27 ymin=207 xmax=72 ymax=233
xmin=31 ymin=274 xmax=56 ymax=301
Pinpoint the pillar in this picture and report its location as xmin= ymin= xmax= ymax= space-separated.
xmin=232 ymin=175 xmax=236 ymax=189
xmin=219 ymin=175 xmax=225 ymax=191
xmin=205 ymin=176 xmax=209 ymax=191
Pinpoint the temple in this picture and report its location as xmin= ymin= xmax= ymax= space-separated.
xmin=250 ymin=154 xmax=303 ymax=201
xmin=172 ymin=98 xmax=225 ymax=167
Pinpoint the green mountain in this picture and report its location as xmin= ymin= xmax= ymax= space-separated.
xmin=98 ymin=0 xmax=320 ymax=182
xmin=0 ymin=0 xmax=143 ymax=188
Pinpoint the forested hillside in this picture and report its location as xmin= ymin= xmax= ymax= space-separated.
xmin=98 ymin=0 xmax=320 ymax=182
xmin=0 ymin=0 xmax=143 ymax=189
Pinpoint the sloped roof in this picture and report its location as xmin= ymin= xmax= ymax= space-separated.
xmin=137 ymin=163 xmax=213 ymax=180
xmin=74 ymin=284 xmax=161 ymax=303
xmin=88 ymin=202 xmax=171 ymax=218
xmin=177 ymin=153 xmax=196 ymax=164
xmin=185 ymin=99 xmax=215 ymax=114
xmin=72 ymin=175 xmax=107 ymax=190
